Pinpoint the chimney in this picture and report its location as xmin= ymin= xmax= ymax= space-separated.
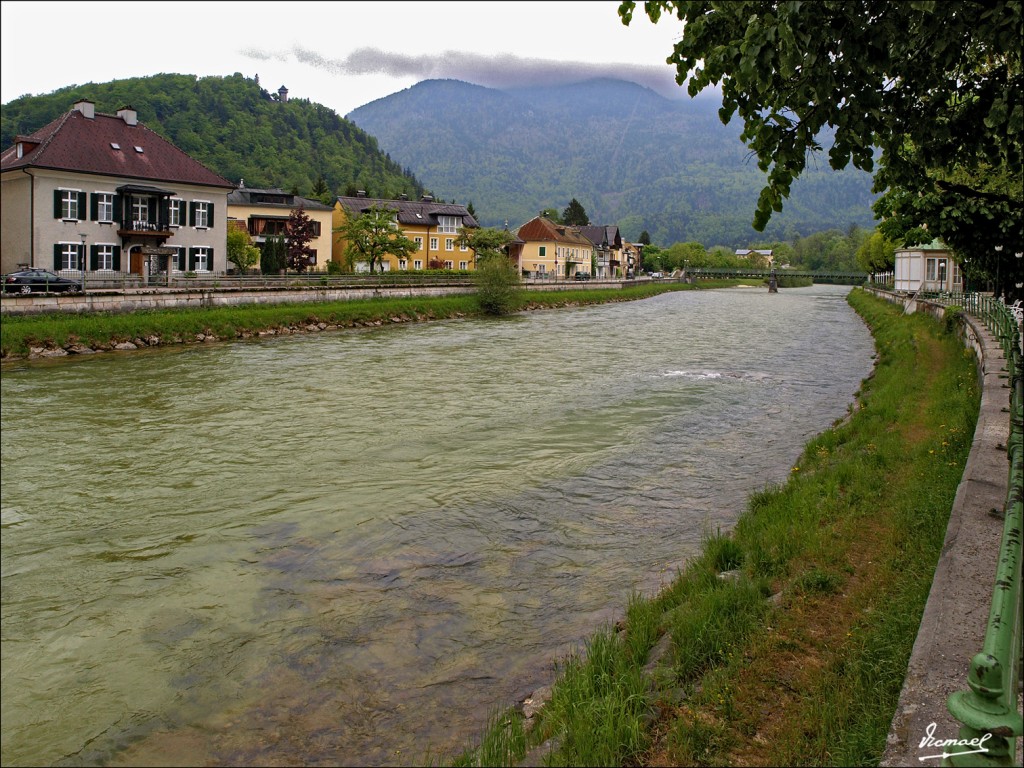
xmin=398 ymin=193 xmax=408 ymax=201
xmin=421 ymin=194 xmax=434 ymax=202
xmin=239 ymin=178 xmax=245 ymax=189
xmin=73 ymin=99 xmax=95 ymax=119
xmin=117 ymin=105 xmax=138 ymax=126
xmin=356 ymin=190 xmax=367 ymax=198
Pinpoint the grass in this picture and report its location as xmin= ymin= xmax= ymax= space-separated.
xmin=447 ymin=288 xmax=980 ymax=767
xmin=0 ymin=279 xmax=761 ymax=359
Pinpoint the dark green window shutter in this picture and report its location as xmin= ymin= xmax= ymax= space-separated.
xmin=159 ymin=198 xmax=169 ymax=225
xmin=78 ymin=191 xmax=87 ymax=217
xmin=53 ymin=243 xmax=62 ymax=269
xmin=208 ymin=248 xmax=214 ymax=270
xmin=148 ymin=198 xmax=157 ymax=221
xmin=188 ymin=247 xmax=197 ymax=271
xmin=90 ymin=193 xmax=99 ymax=221
xmin=207 ymin=203 xmax=214 ymax=225
xmin=113 ymin=194 xmax=123 ymax=226
xmin=53 ymin=190 xmax=62 ymax=218
xmin=189 ymin=202 xmax=197 ymax=227
xmin=90 ymin=244 xmax=99 ymax=271
xmin=112 ymin=246 xmax=121 ymax=271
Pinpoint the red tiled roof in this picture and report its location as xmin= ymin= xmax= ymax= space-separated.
xmin=517 ymin=216 xmax=593 ymax=246
xmin=1 ymin=108 xmax=234 ymax=189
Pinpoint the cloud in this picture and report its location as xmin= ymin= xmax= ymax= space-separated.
xmin=241 ymin=45 xmax=684 ymax=99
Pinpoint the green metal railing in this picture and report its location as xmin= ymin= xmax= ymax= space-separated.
xmin=921 ymin=292 xmax=1023 ymax=766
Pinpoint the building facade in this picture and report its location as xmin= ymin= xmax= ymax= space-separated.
xmin=1 ymin=100 xmax=234 ymax=279
xmin=894 ymin=241 xmax=962 ymax=293
xmin=333 ymin=193 xmax=479 ymax=271
xmin=515 ymin=216 xmax=594 ymax=279
xmin=227 ymin=186 xmax=334 ymax=270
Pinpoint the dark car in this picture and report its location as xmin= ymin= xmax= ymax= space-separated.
xmin=3 ymin=268 xmax=82 ymax=294
xmin=573 ymin=272 xmax=593 ymax=281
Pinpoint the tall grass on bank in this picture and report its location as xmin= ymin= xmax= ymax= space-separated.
xmin=0 ymin=280 xmax=759 ymax=360
xmin=448 ymin=289 xmax=979 ymax=767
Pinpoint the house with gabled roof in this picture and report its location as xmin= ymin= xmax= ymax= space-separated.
xmin=578 ymin=224 xmax=623 ymax=279
xmin=1 ymin=99 xmax=235 ymax=280
xmin=227 ymin=184 xmax=334 ymax=270
xmin=333 ymin=192 xmax=479 ymax=271
xmin=516 ymin=215 xmax=594 ymax=279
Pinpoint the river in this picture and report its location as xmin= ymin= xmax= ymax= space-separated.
xmin=0 ymin=285 xmax=875 ymax=766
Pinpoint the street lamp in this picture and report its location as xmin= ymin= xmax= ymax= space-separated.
xmin=78 ymin=232 xmax=87 ymax=294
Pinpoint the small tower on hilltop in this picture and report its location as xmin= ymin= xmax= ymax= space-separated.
xmin=278 ymin=85 xmax=289 ymax=103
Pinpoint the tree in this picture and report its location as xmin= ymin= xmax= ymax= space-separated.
xmin=285 ymin=205 xmax=317 ymax=273
xmin=311 ymin=175 xmax=332 ymax=205
xmin=260 ymin=234 xmax=286 ymax=274
xmin=639 ymin=230 xmax=651 ymax=246
xmin=856 ymin=230 xmax=899 ymax=275
xmin=226 ymin=226 xmax=260 ymax=274
xmin=619 ymin=2 xmax=1022 ymax=296
xmin=562 ymin=198 xmax=590 ymax=226
xmin=460 ymin=227 xmax=520 ymax=315
xmin=335 ymin=204 xmax=419 ymax=273
xmin=540 ymin=207 xmax=563 ymax=223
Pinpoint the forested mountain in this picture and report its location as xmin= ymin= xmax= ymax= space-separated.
xmin=348 ymin=78 xmax=880 ymax=247
xmin=1 ymin=73 xmax=426 ymax=200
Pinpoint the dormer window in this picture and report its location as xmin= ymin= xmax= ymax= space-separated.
xmin=438 ymin=215 xmax=459 ymax=234
xmin=110 ymin=143 xmax=121 ymax=150
xmin=134 ymin=146 xmax=144 ymax=153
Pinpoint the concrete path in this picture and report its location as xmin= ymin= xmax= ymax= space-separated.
xmin=882 ymin=310 xmax=1017 ymax=766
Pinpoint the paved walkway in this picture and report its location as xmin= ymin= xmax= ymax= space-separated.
xmin=882 ymin=308 xmax=1017 ymax=766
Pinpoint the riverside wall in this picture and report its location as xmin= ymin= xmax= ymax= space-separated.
xmin=866 ymin=288 xmax=1016 ymax=766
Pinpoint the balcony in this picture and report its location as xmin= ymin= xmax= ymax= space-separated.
xmin=118 ymin=220 xmax=172 ymax=238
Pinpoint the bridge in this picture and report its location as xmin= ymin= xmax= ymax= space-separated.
xmin=685 ymin=267 xmax=868 ymax=285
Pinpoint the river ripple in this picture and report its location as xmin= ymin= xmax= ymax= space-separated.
xmin=0 ymin=285 xmax=874 ymax=766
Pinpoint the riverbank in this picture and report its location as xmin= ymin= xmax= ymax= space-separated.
xmin=450 ymin=288 xmax=981 ymax=766
xmin=0 ymin=280 xmax=766 ymax=362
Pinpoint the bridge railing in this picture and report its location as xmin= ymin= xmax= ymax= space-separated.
xmin=919 ymin=291 xmax=1023 ymax=766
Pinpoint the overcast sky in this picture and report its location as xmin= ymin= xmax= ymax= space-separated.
xmin=1 ymin=1 xmax=689 ymax=116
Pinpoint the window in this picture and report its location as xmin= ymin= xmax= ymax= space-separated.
xmin=168 ymin=199 xmax=184 ymax=228
xmin=459 ymin=261 xmax=468 ymax=270
xmin=54 ymin=242 xmax=84 ymax=271
xmin=399 ymin=259 xmax=408 ymax=270
xmin=445 ymin=238 xmax=454 ymax=251
xmin=443 ymin=260 xmax=453 ymax=270
xmin=926 ymin=258 xmax=937 ymax=281
xmin=414 ymin=260 xmax=423 ymax=270
xmin=55 ymin=189 xmax=84 ymax=220
xmin=171 ymin=246 xmax=187 ymax=272
xmin=190 ymin=246 xmax=212 ymax=272
xmin=192 ymin=201 xmax=211 ymax=229
xmin=460 ymin=240 xmax=468 ymax=252
xmin=414 ymin=236 xmax=424 ymax=251
xmin=539 ymin=246 xmax=547 ymax=257
xmin=94 ymin=244 xmax=116 ymax=271
xmin=429 ymin=237 xmax=438 ymax=251
xmin=93 ymin=192 xmax=114 ymax=223
xmin=438 ymin=215 xmax=459 ymax=234
xmin=132 ymin=197 xmax=149 ymax=227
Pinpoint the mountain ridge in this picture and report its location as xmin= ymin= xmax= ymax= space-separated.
xmin=347 ymin=77 xmax=878 ymax=245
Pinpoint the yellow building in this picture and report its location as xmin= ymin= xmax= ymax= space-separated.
xmin=515 ymin=215 xmax=593 ymax=279
xmin=333 ymin=193 xmax=479 ymax=271
xmin=226 ymin=185 xmax=334 ymax=271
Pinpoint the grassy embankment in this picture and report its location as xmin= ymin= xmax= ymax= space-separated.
xmin=0 ymin=279 xmax=760 ymax=360
xmin=448 ymin=288 xmax=980 ymax=767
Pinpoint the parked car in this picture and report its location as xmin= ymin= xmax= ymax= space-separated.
xmin=3 ymin=268 xmax=82 ymax=294
xmin=574 ymin=272 xmax=593 ymax=281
